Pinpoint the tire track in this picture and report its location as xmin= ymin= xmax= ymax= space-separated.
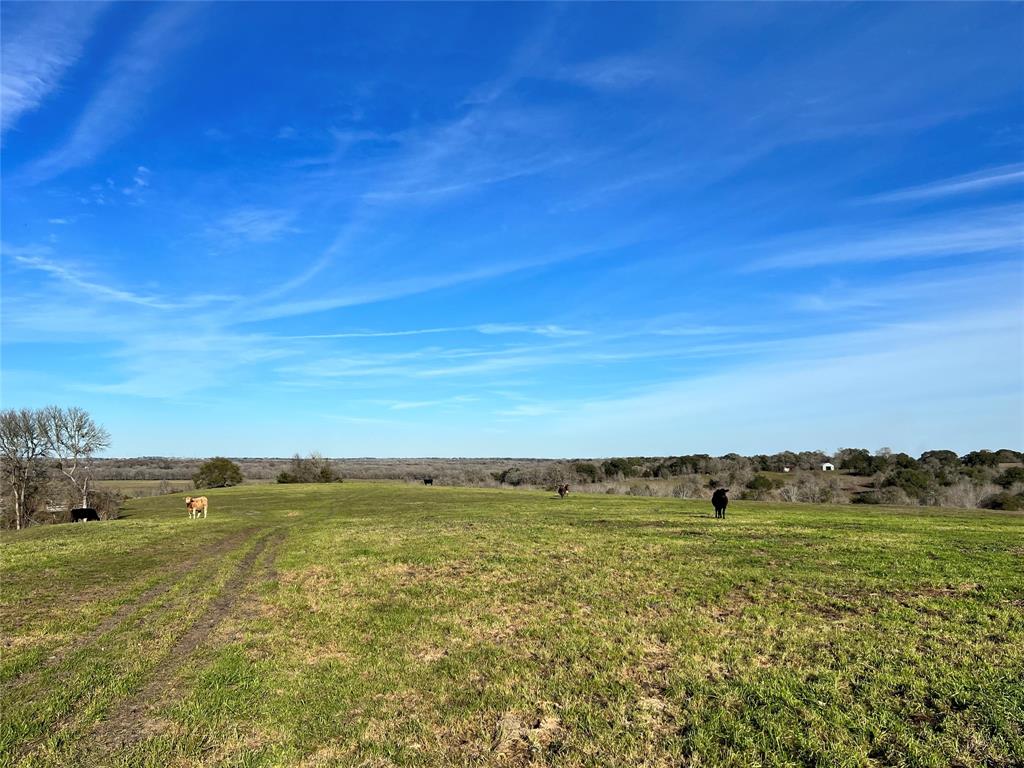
xmin=90 ymin=529 xmax=285 ymax=752
xmin=10 ymin=530 xmax=280 ymax=765
xmin=6 ymin=527 xmax=257 ymax=689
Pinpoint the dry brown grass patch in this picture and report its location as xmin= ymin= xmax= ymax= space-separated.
xmin=493 ymin=708 xmax=563 ymax=766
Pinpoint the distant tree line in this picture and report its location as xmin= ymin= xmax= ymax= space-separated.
xmin=491 ymin=448 xmax=1024 ymax=510
xmin=47 ymin=447 xmax=1023 ymax=515
xmin=0 ymin=406 xmax=118 ymax=530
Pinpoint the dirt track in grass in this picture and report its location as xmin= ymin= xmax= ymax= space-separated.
xmin=90 ymin=530 xmax=285 ymax=751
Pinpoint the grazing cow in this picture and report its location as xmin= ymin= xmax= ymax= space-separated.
xmin=557 ymin=483 xmax=570 ymax=498
xmin=71 ymin=507 xmax=100 ymax=522
xmin=184 ymin=496 xmax=209 ymax=519
xmin=712 ymin=488 xmax=729 ymax=519
xmin=423 ymin=477 xmax=433 ymax=486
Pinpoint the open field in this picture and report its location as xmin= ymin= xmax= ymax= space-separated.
xmin=93 ymin=479 xmax=195 ymax=496
xmin=2 ymin=483 xmax=1022 ymax=767
xmin=92 ymin=479 xmax=273 ymax=498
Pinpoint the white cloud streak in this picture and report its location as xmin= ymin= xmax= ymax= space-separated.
xmin=22 ymin=4 xmax=201 ymax=182
xmin=4 ymin=243 xmax=172 ymax=308
xmin=866 ymin=164 xmax=1024 ymax=203
xmin=3 ymin=242 xmax=230 ymax=313
xmin=214 ymin=207 xmax=299 ymax=244
xmin=0 ymin=3 xmax=106 ymax=139
xmin=556 ymin=55 xmax=661 ymax=91
xmin=746 ymin=205 xmax=1023 ymax=271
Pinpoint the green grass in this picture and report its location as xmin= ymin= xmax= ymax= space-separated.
xmin=2 ymin=483 xmax=1022 ymax=767
xmin=93 ymin=479 xmax=274 ymax=496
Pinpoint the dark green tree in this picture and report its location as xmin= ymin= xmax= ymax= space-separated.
xmin=919 ymin=450 xmax=959 ymax=467
xmin=572 ymin=462 xmax=599 ymax=482
xmin=995 ymin=467 xmax=1024 ymax=488
xmin=962 ymin=450 xmax=999 ymax=468
xmin=193 ymin=457 xmax=243 ymax=488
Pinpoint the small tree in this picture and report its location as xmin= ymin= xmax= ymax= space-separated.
xmin=41 ymin=405 xmax=110 ymax=509
xmin=277 ymin=452 xmax=340 ymax=484
xmin=0 ymin=408 xmax=51 ymax=530
xmin=193 ymin=457 xmax=243 ymax=489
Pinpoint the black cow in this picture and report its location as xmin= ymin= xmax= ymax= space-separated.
xmin=423 ymin=477 xmax=433 ymax=486
xmin=711 ymin=489 xmax=729 ymax=519
xmin=71 ymin=507 xmax=100 ymax=522
xmin=557 ymin=483 xmax=569 ymax=498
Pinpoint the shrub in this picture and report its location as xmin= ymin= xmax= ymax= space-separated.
xmin=601 ymin=458 xmax=636 ymax=479
xmin=854 ymin=487 xmax=911 ymax=506
xmin=572 ymin=462 xmax=599 ymax=483
xmin=746 ymin=474 xmax=782 ymax=492
xmin=884 ymin=468 xmax=934 ymax=498
xmin=192 ymin=457 xmax=243 ymax=489
xmin=671 ymin=476 xmax=707 ymax=499
xmin=492 ymin=466 xmax=531 ymax=486
xmin=277 ymin=453 xmax=341 ymax=484
xmin=627 ymin=484 xmax=655 ymax=496
xmin=981 ymin=492 xmax=1024 ymax=511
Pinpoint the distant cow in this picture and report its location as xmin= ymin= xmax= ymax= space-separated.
xmin=557 ymin=483 xmax=570 ymax=498
xmin=71 ymin=507 xmax=100 ymax=522
xmin=184 ymin=496 xmax=209 ymax=519
xmin=712 ymin=488 xmax=729 ymax=519
xmin=423 ymin=478 xmax=434 ymax=486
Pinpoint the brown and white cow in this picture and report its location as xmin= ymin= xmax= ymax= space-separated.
xmin=185 ymin=495 xmax=209 ymax=519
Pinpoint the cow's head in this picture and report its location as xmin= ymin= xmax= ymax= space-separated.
xmin=184 ymin=496 xmax=193 ymax=504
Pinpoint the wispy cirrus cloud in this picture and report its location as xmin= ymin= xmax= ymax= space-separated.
xmin=22 ymin=4 xmax=201 ymax=183
xmin=3 ymin=242 xmax=230 ymax=312
xmin=510 ymin=308 xmax=1023 ymax=456
xmin=0 ymin=3 xmax=107 ymax=139
xmin=213 ymin=207 xmax=299 ymax=244
xmin=287 ymin=323 xmax=587 ymax=340
xmin=865 ymin=163 xmax=1024 ymax=204
xmin=475 ymin=323 xmax=588 ymax=338
xmin=745 ymin=205 xmax=1023 ymax=271
xmin=240 ymin=236 xmax=630 ymax=323
xmin=3 ymin=242 xmax=172 ymax=308
xmin=257 ymin=19 xmax=572 ymax=304
xmin=556 ymin=55 xmax=661 ymax=91
xmin=792 ymin=260 xmax=1023 ymax=314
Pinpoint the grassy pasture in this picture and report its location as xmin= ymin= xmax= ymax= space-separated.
xmin=92 ymin=479 xmax=275 ymax=497
xmin=93 ymin=479 xmax=195 ymax=495
xmin=1 ymin=483 xmax=1022 ymax=767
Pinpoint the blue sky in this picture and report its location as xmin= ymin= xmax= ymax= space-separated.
xmin=2 ymin=2 xmax=1022 ymax=458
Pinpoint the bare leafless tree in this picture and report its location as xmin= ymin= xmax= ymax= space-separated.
xmin=0 ymin=408 xmax=51 ymax=530
xmin=41 ymin=406 xmax=111 ymax=509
